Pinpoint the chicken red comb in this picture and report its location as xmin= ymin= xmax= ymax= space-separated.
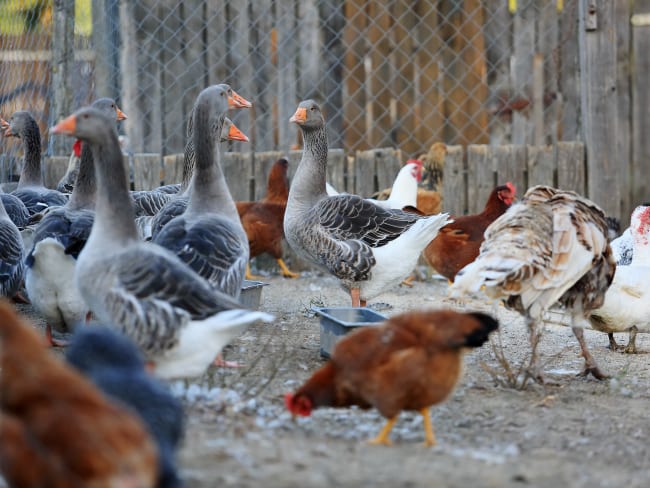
xmin=72 ymin=139 xmax=82 ymax=158
xmin=406 ymin=159 xmax=423 ymax=167
xmin=505 ymin=181 xmax=516 ymax=195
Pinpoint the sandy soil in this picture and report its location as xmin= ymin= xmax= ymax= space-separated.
xmin=11 ymin=271 xmax=650 ymax=487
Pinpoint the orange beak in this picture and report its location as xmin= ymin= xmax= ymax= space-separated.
xmin=227 ymin=122 xmax=249 ymax=142
xmin=228 ymin=89 xmax=252 ymax=109
xmin=289 ymin=107 xmax=307 ymax=124
xmin=50 ymin=114 xmax=77 ymax=136
xmin=115 ymin=106 xmax=128 ymax=121
xmin=1 ymin=118 xmax=12 ymax=136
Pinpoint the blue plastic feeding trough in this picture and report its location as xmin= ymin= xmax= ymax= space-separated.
xmin=313 ymin=307 xmax=387 ymax=358
xmin=239 ymin=280 xmax=269 ymax=310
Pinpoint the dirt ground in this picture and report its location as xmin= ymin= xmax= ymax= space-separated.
xmin=10 ymin=270 xmax=650 ymax=487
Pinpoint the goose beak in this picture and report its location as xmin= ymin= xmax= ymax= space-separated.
xmin=229 ymin=89 xmax=253 ymax=109
xmin=51 ymin=114 xmax=77 ymax=136
xmin=289 ymin=107 xmax=307 ymax=124
xmin=1 ymin=118 xmax=12 ymax=136
xmin=115 ymin=106 xmax=128 ymax=121
xmin=227 ymin=122 xmax=249 ymax=142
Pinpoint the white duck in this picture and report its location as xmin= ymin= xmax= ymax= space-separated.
xmin=284 ymin=100 xmax=451 ymax=307
xmin=25 ymin=98 xmax=126 ymax=347
xmin=1 ymin=111 xmax=68 ymax=215
xmin=0 ymin=196 xmax=24 ymax=300
xmin=589 ymin=204 xmax=650 ymax=353
xmin=50 ymin=104 xmax=273 ymax=380
xmin=451 ymin=185 xmax=616 ymax=381
xmin=153 ymin=85 xmax=249 ymax=298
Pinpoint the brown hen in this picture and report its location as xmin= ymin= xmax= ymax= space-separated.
xmin=285 ymin=309 xmax=498 ymax=446
xmin=237 ymin=158 xmax=299 ymax=279
xmin=425 ymin=182 xmax=516 ymax=282
xmin=0 ymin=301 xmax=158 ymax=488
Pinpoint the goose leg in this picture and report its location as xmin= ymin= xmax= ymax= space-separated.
xmin=572 ymin=323 xmax=608 ymax=380
xmin=276 ymin=258 xmax=299 ymax=278
xmin=368 ymin=416 xmax=397 ymax=446
xmin=350 ymin=288 xmax=361 ymax=307
xmin=623 ymin=326 xmax=638 ymax=354
xmin=45 ymin=324 xmax=69 ymax=348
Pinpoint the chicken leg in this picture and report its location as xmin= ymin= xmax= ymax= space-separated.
xmin=624 ymin=326 xmax=639 ymax=354
xmin=245 ymin=263 xmax=262 ymax=281
xmin=572 ymin=320 xmax=607 ymax=380
xmin=368 ymin=416 xmax=397 ymax=446
xmin=420 ymin=408 xmax=436 ymax=447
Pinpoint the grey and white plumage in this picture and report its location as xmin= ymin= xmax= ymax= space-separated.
xmin=153 ymin=86 xmax=249 ymax=297
xmin=25 ymin=98 xmax=124 ymax=336
xmin=66 ymin=326 xmax=184 ymax=488
xmin=0 ymin=192 xmax=29 ymax=229
xmin=589 ymin=204 xmax=650 ymax=353
xmin=2 ymin=111 xmax=68 ymax=215
xmin=0 ymin=197 xmax=24 ymax=298
xmin=284 ymin=100 xmax=451 ymax=303
xmin=51 ymin=104 xmax=272 ymax=379
xmin=451 ymin=185 xmax=616 ymax=380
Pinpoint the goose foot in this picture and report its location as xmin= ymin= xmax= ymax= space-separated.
xmin=11 ymin=291 xmax=30 ymax=304
xmin=213 ymin=353 xmax=242 ymax=368
xmin=45 ymin=324 xmax=69 ymax=348
xmin=400 ymin=275 xmax=415 ymax=287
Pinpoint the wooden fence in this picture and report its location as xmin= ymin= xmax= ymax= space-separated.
xmin=22 ymin=143 xmax=607 ymax=220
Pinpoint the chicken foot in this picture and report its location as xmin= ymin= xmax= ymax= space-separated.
xmin=572 ymin=325 xmax=608 ymax=380
xmin=276 ymin=258 xmax=299 ymax=278
xmin=245 ymin=263 xmax=262 ymax=280
xmin=420 ymin=408 xmax=436 ymax=447
xmin=368 ymin=416 xmax=397 ymax=446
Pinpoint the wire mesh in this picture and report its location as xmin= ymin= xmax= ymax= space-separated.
xmin=0 ymin=0 xmax=579 ymax=163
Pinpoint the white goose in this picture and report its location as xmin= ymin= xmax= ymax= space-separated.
xmin=1 ymin=111 xmax=68 ymax=215
xmin=153 ymin=85 xmax=249 ymax=299
xmin=589 ymin=204 xmax=650 ymax=353
xmin=25 ymin=98 xmax=126 ymax=347
xmin=50 ymin=103 xmax=273 ymax=380
xmin=283 ymin=100 xmax=451 ymax=307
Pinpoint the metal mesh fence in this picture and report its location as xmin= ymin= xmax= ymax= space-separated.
xmin=0 ymin=0 xmax=579 ymax=164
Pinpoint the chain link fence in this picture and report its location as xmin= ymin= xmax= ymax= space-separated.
xmin=0 ymin=0 xmax=578 ymax=164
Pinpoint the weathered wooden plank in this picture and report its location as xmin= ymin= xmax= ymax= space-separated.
xmin=320 ymin=0 xmax=346 ymax=149
xmin=354 ymin=150 xmax=377 ymax=197
xmin=131 ymin=153 xmax=162 ymax=191
xmin=631 ymin=0 xmax=650 ymax=216
xmin=343 ymin=0 xmax=367 ymax=152
xmin=442 ymin=145 xmax=465 ymax=216
xmin=579 ymin=0 xmax=619 ymax=217
xmin=277 ymin=0 xmax=298 ymax=151
xmin=615 ymin=0 xmax=632 ymax=225
xmin=43 ymin=156 xmax=69 ymax=189
xmin=249 ymin=0 xmax=274 ymax=151
xmin=556 ymin=141 xmax=585 ymax=194
xmin=298 ymin=0 xmax=320 ymax=99
xmin=374 ymin=148 xmax=403 ymax=193
xmin=414 ymin=1 xmax=444 ymax=148
xmin=206 ymin=1 xmax=228 ymax=85
xmin=466 ymin=145 xmax=494 ymax=214
xmin=326 ymin=149 xmax=347 ymax=194
xmin=527 ymin=145 xmax=555 ymax=187
xmin=559 ymin=0 xmax=581 ymax=140
xmin=511 ymin=0 xmax=536 ymax=145
xmin=162 ymin=154 xmax=184 ymax=186
xmin=222 ymin=152 xmax=252 ymax=201
xmin=538 ymin=0 xmax=560 ymax=146
xmin=253 ymin=151 xmax=284 ymax=200
xmin=493 ymin=145 xmax=527 ymax=197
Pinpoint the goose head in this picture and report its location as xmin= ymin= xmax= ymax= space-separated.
xmin=290 ymin=99 xmax=325 ymax=131
xmin=1 ymin=110 xmax=39 ymax=138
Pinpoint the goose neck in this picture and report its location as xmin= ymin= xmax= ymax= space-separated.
xmin=288 ymin=126 xmax=328 ymax=207
xmin=67 ymin=143 xmax=96 ymax=210
xmin=17 ymin=126 xmax=42 ymax=188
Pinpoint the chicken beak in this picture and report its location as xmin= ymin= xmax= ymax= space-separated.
xmin=227 ymin=122 xmax=249 ymax=142
xmin=50 ymin=114 xmax=77 ymax=136
xmin=229 ymin=89 xmax=253 ymax=109
xmin=115 ymin=106 xmax=128 ymax=121
xmin=289 ymin=107 xmax=307 ymax=124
